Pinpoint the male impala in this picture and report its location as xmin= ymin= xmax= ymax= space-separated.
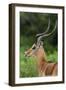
xmin=24 ymin=19 xmax=58 ymax=76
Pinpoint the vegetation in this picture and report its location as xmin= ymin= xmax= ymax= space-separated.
xmin=20 ymin=49 xmax=38 ymax=77
xmin=20 ymin=12 xmax=58 ymax=77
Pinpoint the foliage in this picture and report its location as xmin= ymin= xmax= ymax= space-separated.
xmin=47 ymin=51 xmax=58 ymax=63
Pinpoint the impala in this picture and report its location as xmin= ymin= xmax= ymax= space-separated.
xmin=24 ymin=19 xmax=58 ymax=76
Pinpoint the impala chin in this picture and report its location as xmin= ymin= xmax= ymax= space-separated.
xmin=24 ymin=52 xmax=29 ymax=57
xmin=24 ymin=52 xmax=28 ymax=57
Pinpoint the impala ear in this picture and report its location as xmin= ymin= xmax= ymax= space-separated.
xmin=40 ymin=41 xmax=43 ymax=46
xmin=37 ymin=41 xmax=43 ymax=47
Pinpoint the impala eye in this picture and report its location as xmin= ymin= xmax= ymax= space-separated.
xmin=32 ymin=46 xmax=36 ymax=49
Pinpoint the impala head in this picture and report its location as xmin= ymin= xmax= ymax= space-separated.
xmin=24 ymin=41 xmax=44 ymax=57
xmin=24 ymin=19 xmax=57 ymax=58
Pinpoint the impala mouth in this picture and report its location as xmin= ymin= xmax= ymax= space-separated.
xmin=24 ymin=52 xmax=30 ymax=57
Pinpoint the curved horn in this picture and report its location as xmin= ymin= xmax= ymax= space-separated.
xmin=37 ymin=20 xmax=57 ymax=44
xmin=36 ymin=18 xmax=50 ymax=37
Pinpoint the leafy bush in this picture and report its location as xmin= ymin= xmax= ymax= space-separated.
xmin=47 ymin=51 xmax=58 ymax=63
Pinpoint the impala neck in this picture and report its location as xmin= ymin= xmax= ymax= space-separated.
xmin=35 ymin=46 xmax=47 ymax=76
xmin=35 ymin=46 xmax=47 ymax=62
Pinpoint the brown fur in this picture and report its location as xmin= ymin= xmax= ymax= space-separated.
xmin=25 ymin=44 xmax=58 ymax=76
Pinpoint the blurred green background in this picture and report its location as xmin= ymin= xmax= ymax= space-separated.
xmin=20 ymin=12 xmax=58 ymax=77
